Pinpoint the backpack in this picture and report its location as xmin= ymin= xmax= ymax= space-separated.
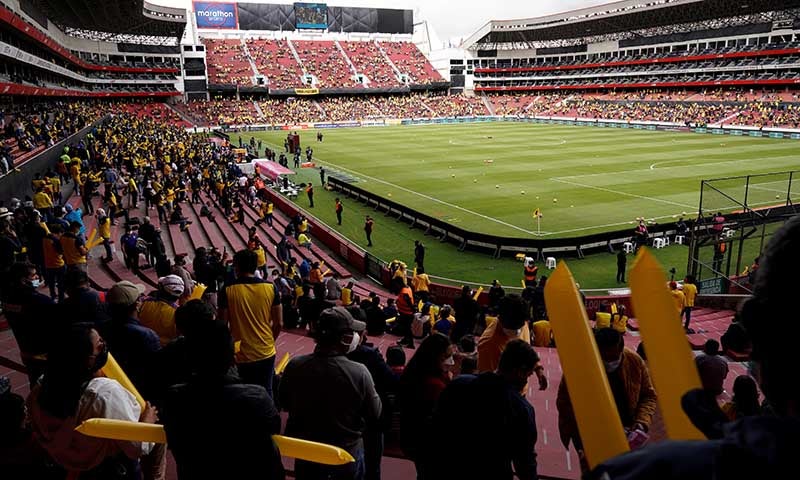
xmin=136 ymin=237 xmax=149 ymax=253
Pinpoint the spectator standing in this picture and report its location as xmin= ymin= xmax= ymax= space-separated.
xmin=335 ymin=197 xmax=343 ymax=225
xmin=2 ymin=262 xmax=56 ymax=386
xmin=96 ymin=209 xmax=114 ymax=263
xmin=393 ymin=277 xmax=416 ymax=349
xmin=398 ymin=333 xmax=453 ymax=479
xmin=60 ymin=221 xmax=88 ymax=272
xmin=451 ymin=285 xmax=479 ymax=342
xmin=558 ymin=328 xmax=657 ymax=472
xmin=280 ymin=307 xmax=380 ymax=480
xmin=364 ymin=215 xmax=374 ymax=246
xmin=306 ymin=182 xmax=314 ymax=208
xmin=617 ymin=248 xmax=627 ymax=283
xmin=411 ymin=267 xmax=430 ymax=304
xmin=682 ymin=275 xmax=697 ymax=331
xmin=488 ymin=279 xmax=505 ymax=310
xmin=414 ymin=240 xmax=425 ymax=271
xmin=347 ymin=330 xmax=397 ymax=480
xmin=669 ymin=281 xmax=685 ymax=318
xmin=162 ymin=309 xmax=285 ymax=480
xmin=103 ymin=280 xmax=161 ymax=402
xmin=42 ymin=225 xmax=66 ymax=302
xmin=62 ymin=269 xmax=107 ymax=329
xmin=219 ymin=249 xmax=282 ymax=396
xmin=120 ymin=227 xmax=140 ymax=273
xmin=432 ymin=339 xmax=542 ymax=480
xmin=139 ymin=275 xmax=183 ymax=346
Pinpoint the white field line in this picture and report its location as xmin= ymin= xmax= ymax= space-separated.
xmin=549 ymin=177 xmax=697 ymax=209
xmin=749 ymin=184 xmax=793 ymax=195
xmin=258 ymin=135 xmax=789 ymax=238
xmin=260 ymin=139 xmax=539 ymax=236
xmin=538 ymin=196 xmax=791 ymax=236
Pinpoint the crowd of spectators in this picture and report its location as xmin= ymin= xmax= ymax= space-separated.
xmin=380 ymin=42 xmax=445 ymax=85
xmin=1 ymin=103 xmax=101 ymax=175
xmin=340 ymin=41 xmax=400 ymax=88
xmin=486 ymin=90 xmax=800 ymax=128
xmin=202 ymin=38 xmax=254 ymax=87
xmin=294 ymin=41 xmax=362 ymax=89
xmin=246 ymin=39 xmax=305 ymax=90
xmin=178 ymin=99 xmax=262 ymax=127
xmin=0 ymin=91 xmax=799 ymax=480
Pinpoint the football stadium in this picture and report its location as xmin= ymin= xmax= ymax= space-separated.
xmin=0 ymin=0 xmax=799 ymax=479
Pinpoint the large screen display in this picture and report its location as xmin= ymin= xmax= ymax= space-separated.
xmin=194 ymin=1 xmax=239 ymax=29
xmin=295 ymin=3 xmax=328 ymax=29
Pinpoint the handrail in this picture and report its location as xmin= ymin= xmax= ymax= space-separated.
xmin=691 ymin=256 xmax=753 ymax=294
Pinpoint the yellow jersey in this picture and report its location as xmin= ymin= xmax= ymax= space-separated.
xmin=98 ymin=216 xmax=112 ymax=239
xmin=411 ymin=273 xmax=430 ymax=293
xmin=60 ymin=233 xmax=87 ymax=265
xmin=33 ymin=191 xmax=53 ymax=209
xmin=219 ymin=277 xmax=280 ymax=363
xmin=139 ymin=297 xmax=179 ymax=346
xmin=42 ymin=236 xmax=65 ymax=269
xmin=683 ymin=283 xmax=697 ymax=307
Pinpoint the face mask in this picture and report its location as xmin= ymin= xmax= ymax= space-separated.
xmin=503 ymin=328 xmax=522 ymax=338
xmin=443 ymin=355 xmax=455 ymax=366
xmin=91 ymin=346 xmax=109 ymax=373
xmin=343 ymin=332 xmax=360 ymax=354
xmin=604 ymin=356 xmax=622 ymax=373
xmin=29 ymin=278 xmax=41 ymax=288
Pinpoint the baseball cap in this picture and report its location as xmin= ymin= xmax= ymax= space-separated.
xmin=0 ymin=207 xmax=11 ymax=220
xmin=107 ymin=280 xmax=146 ymax=306
xmin=317 ymin=307 xmax=366 ymax=337
xmin=159 ymin=275 xmax=185 ymax=296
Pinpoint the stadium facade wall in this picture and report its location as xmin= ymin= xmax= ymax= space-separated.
xmin=235 ymin=3 xmax=412 ymax=34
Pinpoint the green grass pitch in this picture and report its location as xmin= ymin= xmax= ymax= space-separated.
xmin=249 ymin=123 xmax=799 ymax=290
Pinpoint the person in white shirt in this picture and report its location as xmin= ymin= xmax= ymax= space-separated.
xmin=28 ymin=324 xmax=157 ymax=478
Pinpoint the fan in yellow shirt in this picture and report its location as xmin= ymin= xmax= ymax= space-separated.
xmin=681 ymin=275 xmax=698 ymax=331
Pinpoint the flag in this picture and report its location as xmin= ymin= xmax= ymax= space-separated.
xmin=533 ymin=208 xmax=542 ymax=218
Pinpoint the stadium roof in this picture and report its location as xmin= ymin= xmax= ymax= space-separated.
xmin=463 ymin=0 xmax=800 ymax=49
xmin=28 ymin=0 xmax=186 ymax=40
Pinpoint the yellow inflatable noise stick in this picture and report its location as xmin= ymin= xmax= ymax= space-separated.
xmin=188 ymin=283 xmax=207 ymax=301
xmin=544 ymin=261 xmax=629 ymax=468
xmin=630 ymin=249 xmax=705 ymax=440
xmin=472 ymin=286 xmax=483 ymax=301
xmin=275 ymin=352 xmax=291 ymax=375
xmin=75 ymin=419 xmax=355 ymax=465
xmin=102 ymin=353 xmax=145 ymax=410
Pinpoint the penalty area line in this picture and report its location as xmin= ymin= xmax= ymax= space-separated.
xmin=258 ymin=139 xmax=538 ymax=236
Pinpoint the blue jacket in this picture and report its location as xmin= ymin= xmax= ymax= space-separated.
xmin=64 ymin=209 xmax=85 ymax=236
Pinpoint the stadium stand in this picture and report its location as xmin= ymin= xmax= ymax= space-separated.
xmin=293 ymin=40 xmax=362 ymax=89
xmin=340 ymin=40 xmax=400 ymax=88
xmin=246 ymin=38 xmax=305 ymax=90
xmin=381 ymin=41 xmax=445 ymax=85
xmin=202 ymin=38 xmax=253 ymax=87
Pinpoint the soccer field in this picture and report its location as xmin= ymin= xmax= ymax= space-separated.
xmin=251 ymin=122 xmax=800 ymax=238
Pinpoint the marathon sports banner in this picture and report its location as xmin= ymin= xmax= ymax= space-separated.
xmin=294 ymin=88 xmax=320 ymax=95
xmin=194 ymin=2 xmax=239 ymax=29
